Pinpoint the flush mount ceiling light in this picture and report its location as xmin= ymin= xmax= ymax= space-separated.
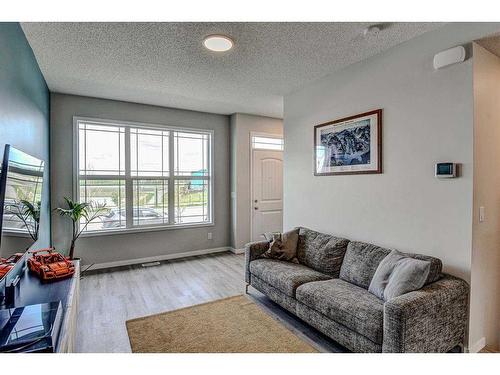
xmin=203 ymin=35 xmax=234 ymax=52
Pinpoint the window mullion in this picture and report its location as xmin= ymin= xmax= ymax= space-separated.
xmin=125 ymin=127 xmax=133 ymax=228
xmin=168 ymin=130 xmax=175 ymax=224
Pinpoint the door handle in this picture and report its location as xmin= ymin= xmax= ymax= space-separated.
xmin=254 ymin=207 xmax=259 ymax=210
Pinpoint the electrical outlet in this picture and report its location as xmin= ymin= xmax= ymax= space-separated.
xmin=207 ymin=232 xmax=213 ymax=240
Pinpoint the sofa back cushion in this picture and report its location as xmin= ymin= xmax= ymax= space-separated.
xmin=339 ymin=241 xmax=442 ymax=290
xmin=296 ymin=227 xmax=350 ymax=277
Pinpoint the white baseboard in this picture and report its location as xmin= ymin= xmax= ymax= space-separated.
xmin=229 ymin=247 xmax=245 ymax=254
xmin=83 ymin=247 xmax=231 ymax=271
xmin=469 ymin=337 xmax=486 ymax=353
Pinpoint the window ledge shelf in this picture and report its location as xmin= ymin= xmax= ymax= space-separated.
xmin=79 ymin=222 xmax=215 ymax=238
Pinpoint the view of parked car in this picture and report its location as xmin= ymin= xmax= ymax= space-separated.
xmin=102 ymin=207 xmax=167 ymax=228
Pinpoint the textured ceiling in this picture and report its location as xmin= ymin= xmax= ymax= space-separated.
xmin=21 ymin=22 xmax=442 ymax=118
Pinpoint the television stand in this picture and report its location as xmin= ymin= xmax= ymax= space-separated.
xmin=0 ymin=260 xmax=80 ymax=352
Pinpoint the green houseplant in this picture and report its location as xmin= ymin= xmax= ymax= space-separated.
xmin=5 ymin=200 xmax=41 ymax=242
xmin=55 ymin=197 xmax=108 ymax=260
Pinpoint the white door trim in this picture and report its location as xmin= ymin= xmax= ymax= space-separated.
xmin=249 ymin=131 xmax=284 ymax=243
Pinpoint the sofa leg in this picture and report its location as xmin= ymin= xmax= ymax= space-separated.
xmin=245 ymin=283 xmax=250 ymax=294
xmin=449 ymin=344 xmax=465 ymax=353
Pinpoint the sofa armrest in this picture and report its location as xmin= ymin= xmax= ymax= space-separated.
xmin=383 ymin=274 xmax=469 ymax=353
xmin=244 ymin=240 xmax=269 ymax=283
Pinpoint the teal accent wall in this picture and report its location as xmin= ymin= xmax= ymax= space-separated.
xmin=0 ymin=22 xmax=51 ymax=250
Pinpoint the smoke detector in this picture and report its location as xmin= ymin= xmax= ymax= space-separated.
xmin=363 ymin=25 xmax=382 ymax=37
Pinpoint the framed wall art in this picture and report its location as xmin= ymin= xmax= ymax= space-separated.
xmin=314 ymin=109 xmax=382 ymax=175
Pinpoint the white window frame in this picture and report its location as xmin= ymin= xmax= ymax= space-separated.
xmin=73 ymin=116 xmax=214 ymax=237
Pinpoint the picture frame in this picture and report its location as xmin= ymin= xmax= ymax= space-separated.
xmin=314 ymin=109 xmax=382 ymax=176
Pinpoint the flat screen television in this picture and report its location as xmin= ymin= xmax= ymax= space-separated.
xmin=0 ymin=145 xmax=45 ymax=283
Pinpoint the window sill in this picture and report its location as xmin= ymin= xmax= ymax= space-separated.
xmin=79 ymin=222 xmax=214 ymax=238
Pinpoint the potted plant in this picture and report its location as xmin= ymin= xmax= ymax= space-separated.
xmin=54 ymin=197 xmax=108 ymax=260
xmin=5 ymin=200 xmax=41 ymax=242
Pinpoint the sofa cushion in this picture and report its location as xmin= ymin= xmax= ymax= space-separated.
xmin=296 ymin=279 xmax=384 ymax=344
xmin=339 ymin=241 xmax=443 ymax=290
xmin=339 ymin=241 xmax=390 ymax=289
xmin=402 ymin=252 xmax=442 ymax=285
xmin=296 ymin=227 xmax=350 ymax=276
xmin=249 ymin=258 xmax=331 ymax=297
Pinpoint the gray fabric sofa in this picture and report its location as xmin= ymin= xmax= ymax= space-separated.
xmin=244 ymin=227 xmax=469 ymax=353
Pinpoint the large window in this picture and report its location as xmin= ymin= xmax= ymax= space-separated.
xmin=75 ymin=118 xmax=212 ymax=234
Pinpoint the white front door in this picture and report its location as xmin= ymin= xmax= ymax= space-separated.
xmin=251 ymin=149 xmax=283 ymax=242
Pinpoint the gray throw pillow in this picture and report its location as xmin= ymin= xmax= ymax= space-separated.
xmin=368 ymin=250 xmax=431 ymax=301
xmin=261 ymin=228 xmax=300 ymax=263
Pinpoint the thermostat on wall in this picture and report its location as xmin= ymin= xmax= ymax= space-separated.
xmin=435 ymin=162 xmax=457 ymax=178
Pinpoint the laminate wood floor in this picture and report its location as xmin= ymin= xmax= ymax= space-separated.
xmin=76 ymin=251 xmax=346 ymax=353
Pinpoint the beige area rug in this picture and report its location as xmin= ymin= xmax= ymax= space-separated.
xmin=126 ymin=295 xmax=319 ymax=353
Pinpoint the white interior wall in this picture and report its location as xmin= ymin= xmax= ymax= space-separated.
xmin=470 ymin=43 xmax=500 ymax=351
xmin=230 ymin=113 xmax=283 ymax=249
xmin=283 ymin=23 xmax=500 ymax=351
xmin=50 ymin=93 xmax=231 ymax=266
